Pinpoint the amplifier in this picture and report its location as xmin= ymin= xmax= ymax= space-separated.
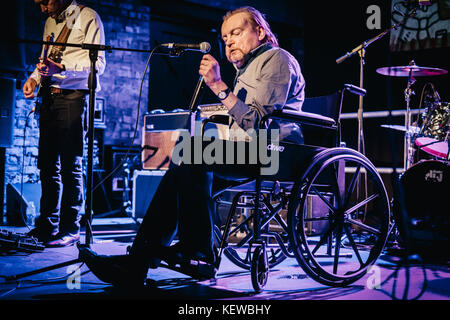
xmin=141 ymin=106 xmax=230 ymax=170
xmin=195 ymin=103 xmax=230 ymax=140
xmin=142 ymin=106 xmax=230 ymax=170
xmin=142 ymin=110 xmax=192 ymax=170
xmin=143 ymin=105 xmax=229 ymax=135
xmin=132 ymin=170 xmax=165 ymax=221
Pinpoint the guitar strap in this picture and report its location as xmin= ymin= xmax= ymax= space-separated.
xmin=48 ymin=4 xmax=85 ymax=62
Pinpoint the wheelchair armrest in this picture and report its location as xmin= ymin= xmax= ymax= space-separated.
xmin=201 ymin=114 xmax=230 ymax=136
xmin=260 ymin=109 xmax=337 ymax=130
xmin=206 ymin=114 xmax=230 ymax=125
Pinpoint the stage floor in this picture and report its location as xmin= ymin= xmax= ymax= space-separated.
xmin=1 ymin=218 xmax=449 ymax=302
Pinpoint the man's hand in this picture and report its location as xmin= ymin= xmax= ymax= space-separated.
xmin=199 ymin=54 xmax=236 ymax=110
xmin=199 ymin=54 xmax=227 ymax=94
xmin=22 ymin=78 xmax=37 ymax=99
xmin=36 ymin=57 xmax=64 ymax=78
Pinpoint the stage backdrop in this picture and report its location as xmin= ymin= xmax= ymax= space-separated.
xmin=390 ymin=0 xmax=450 ymax=51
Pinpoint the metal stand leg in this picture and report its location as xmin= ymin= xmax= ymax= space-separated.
xmin=403 ymin=62 xmax=417 ymax=171
xmin=5 ymin=258 xmax=81 ymax=281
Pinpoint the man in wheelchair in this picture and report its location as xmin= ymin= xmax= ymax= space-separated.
xmin=78 ymin=6 xmax=306 ymax=287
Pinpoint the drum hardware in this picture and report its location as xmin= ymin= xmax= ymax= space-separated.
xmin=380 ymin=124 xmax=420 ymax=134
xmin=376 ymin=61 xmax=448 ymax=170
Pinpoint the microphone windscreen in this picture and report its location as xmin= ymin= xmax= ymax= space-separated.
xmin=200 ymin=42 xmax=211 ymax=53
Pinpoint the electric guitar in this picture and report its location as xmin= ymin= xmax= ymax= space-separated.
xmin=34 ymin=34 xmax=54 ymax=118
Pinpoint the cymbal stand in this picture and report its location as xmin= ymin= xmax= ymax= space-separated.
xmin=404 ymin=64 xmax=416 ymax=170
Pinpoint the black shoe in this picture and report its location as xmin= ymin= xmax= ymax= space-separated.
xmin=78 ymin=245 xmax=148 ymax=287
xmin=46 ymin=232 xmax=80 ymax=247
xmin=27 ymin=228 xmax=58 ymax=245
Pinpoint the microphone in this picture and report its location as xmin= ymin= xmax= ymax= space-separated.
xmin=161 ymin=42 xmax=211 ymax=53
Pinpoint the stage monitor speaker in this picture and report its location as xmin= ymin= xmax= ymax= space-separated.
xmin=132 ymin=170 xmax=165 ymax=221
xmin=6 ymin=182 xmax=41 ymax=226
xmin=0 ymin=78 xmax=16 ymax=147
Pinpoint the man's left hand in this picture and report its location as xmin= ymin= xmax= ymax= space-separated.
xmin=37 ymin=58 xmax=64 ymax=77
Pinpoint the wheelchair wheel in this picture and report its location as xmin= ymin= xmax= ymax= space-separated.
xmin=214 ymin=193 xmax=289 ymax=270
xmin=251 ymin=243 xmax=269 ymax=293
xmin=288 ymin=147 xmax=390 ymax=286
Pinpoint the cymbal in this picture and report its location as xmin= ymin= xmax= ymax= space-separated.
xmin=376 ymin=64 xmax=448 ymax=77
xmin=381 ymin=124 xmax=420 ymax=133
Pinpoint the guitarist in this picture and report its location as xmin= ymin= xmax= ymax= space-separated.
xmin=22 ymin=0 xmax=106 ymax=247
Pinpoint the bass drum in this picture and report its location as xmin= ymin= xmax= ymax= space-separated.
xmin=394 ymin=160 xmax=449 ymax=260
xmin=400 ymin=160 xmax=449 ymax=217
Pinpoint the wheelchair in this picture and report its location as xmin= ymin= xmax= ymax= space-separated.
xmin=203 ymin=88 xmax=391 ymax=292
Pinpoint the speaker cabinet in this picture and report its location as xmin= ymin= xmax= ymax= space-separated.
xmin=6 ymin=183 xmax=41 ymax=226
xmin=132 ymin=170 xmax=165 ymax=221
xmin=141 ymin=105 xmax=230 ymax=170
xmin=0 ymin=78 xmax=16 ymax=147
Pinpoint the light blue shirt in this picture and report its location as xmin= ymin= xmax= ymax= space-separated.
xmin=228 ymin=43 xmax=305 ymax=143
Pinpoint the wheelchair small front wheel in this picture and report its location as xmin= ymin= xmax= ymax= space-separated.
xmin=251 ymin=244 xmax=269 ymax=293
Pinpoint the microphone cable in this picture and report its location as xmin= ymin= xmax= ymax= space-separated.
xmin=17 ymin=108 xmax=37 ymax=230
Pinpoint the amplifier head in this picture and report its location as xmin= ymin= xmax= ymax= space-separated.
xmin=195 ymin=103 xmax=230 ymax=140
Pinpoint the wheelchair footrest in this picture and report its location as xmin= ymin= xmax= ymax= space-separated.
xmin=159 ymin=260 xmax=218 ymax=281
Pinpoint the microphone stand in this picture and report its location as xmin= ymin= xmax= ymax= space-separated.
xmin=189 ymin=76 xmax=204 ymax=113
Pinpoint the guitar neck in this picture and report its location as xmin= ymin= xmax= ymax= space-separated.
xmin=36 ymin=35 xmax=54 ymax=95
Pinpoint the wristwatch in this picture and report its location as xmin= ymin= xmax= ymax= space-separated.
xmin=217 ymin=88 xmax=231 ymax=100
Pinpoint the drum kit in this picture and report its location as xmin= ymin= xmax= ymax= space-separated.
xmin=377 ymin=60 xmax=449 ymax=258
